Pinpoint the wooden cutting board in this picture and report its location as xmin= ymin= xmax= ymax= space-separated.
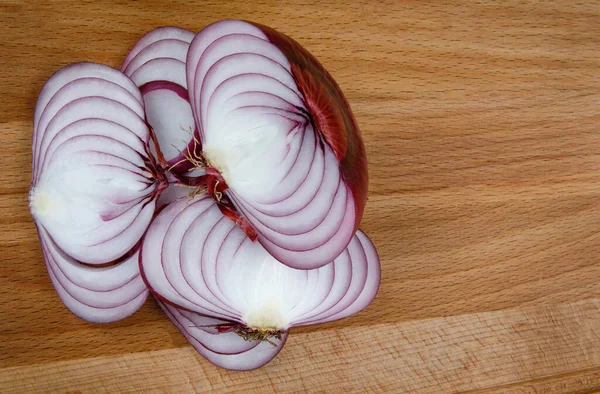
xmin=1 ymin=1 xmax=600 ymax=392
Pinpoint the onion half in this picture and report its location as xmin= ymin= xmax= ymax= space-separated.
xmin=140 ymin=193 xmax=380 ymax=370
xmin=30 ymin=62 xmax=165 ymax=322
xmin=184 ymin=20 xmax=368 ymax=269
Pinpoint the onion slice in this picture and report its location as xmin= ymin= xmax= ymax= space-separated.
xmin=30 ymin=62 xmax=164 ymax=322
xmin=38 ymin=226 xmax=149 ymax=323
xmin=186 ymin=20 xmax=368 ymax=269
xmin=140 ymin=193 xmax=379 ymax=370
xmin=123 ymin=27 xmax=199 ymax=174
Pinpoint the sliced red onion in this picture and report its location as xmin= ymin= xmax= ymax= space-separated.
xmin=29 ymin=22 xmax=376 ymax=366
xmin=123 ymin=39 xmax=190 ymax=76
xmin=186 ymin=20 xmax=368 ymax=269
xmin=186 ymin=20 xmax=269 ymax=131
xmin=30 ymin=62 xmax=164 ymax=322
xmin=123 ymin=27 xmax=198 ymax=173
xmin=140 ymin=194 xmax=379 ymax=370
xmin=33 ymin=62 xmax=143 ymax=129
xmin=33 ymin=75 xmax=146 ymax=182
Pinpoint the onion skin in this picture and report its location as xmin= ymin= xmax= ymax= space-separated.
xmin=249 ymin=22 xmax=368 ymax=227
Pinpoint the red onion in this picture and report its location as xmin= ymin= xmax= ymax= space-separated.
xmin=30 ymin=21 xmax=380 ymax=370
xmin=139 ymin=193 xmax=380 ymax=370
xmin=30 ymin=62 xmax=166 ymax=322
xmin=184 ymin=20 xmax=368 ymax=270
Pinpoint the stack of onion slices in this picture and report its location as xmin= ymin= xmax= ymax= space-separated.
xmin=29 ymin=20 xmax=380 ymax=370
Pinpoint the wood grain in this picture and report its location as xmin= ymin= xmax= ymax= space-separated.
xmin=1 ymin=0 xmax=599 ymax=392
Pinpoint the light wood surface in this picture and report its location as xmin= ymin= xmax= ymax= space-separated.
xmin=2 ymin=1 xmax=600 ymax=392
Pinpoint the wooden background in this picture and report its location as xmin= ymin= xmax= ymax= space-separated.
xmin=1 ymin=1 xmax=600 ymax=392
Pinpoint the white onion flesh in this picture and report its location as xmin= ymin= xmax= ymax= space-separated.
xmin=39 ymin=226 xmax=148 ymax=323
xmin=123 ymin=39 xmax=190 ymax=76
xmin=186 ymin=20 xmax=269 ymax=130
xmin=130 ymin=58 xmax=187 ymax=88
xmin=142 ymin=83 xmax=196 ymax=164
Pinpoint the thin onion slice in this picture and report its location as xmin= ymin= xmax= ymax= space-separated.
xmin=32 ymin=122 xmax=158 ymax=264
xmin=186 ymin=20 xmax=366 ymax=269
xmin=140 ymin=193 xmax=379 ymax=370
xmin=33 ymin=80 xmax=146 ymax=182
xmin=186 ymin=20 xmax=268 ymax=132
xmin=123 ymin=39 xmax=190 ymax=76
xmin=123 ymin=27 xmax=199 ymax=174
